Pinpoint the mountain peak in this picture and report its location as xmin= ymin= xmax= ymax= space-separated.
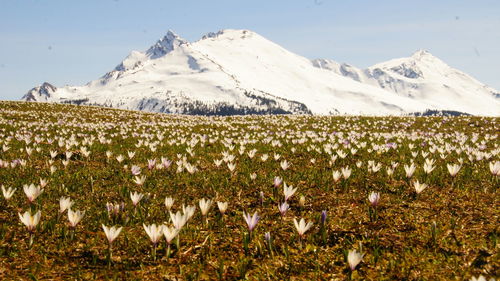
xmin=201 ymin=30 xmax=224 ymax=40
xmin=411 ymin=49 xmax=431 ymax=58
xmin=370 ymin=50 xmax=449 ymax=79
xmin=200 ymin=29 xmax=257 ymax=41
xmin=40 ymin=82 xmax=57 ymax=91
xmin=146 ymin=29 xmax=188 ymax=59
xmin=409 ymin=50 xmax=442 ymax=63
xmin=22 ymin=82 xmax=57 ymax=101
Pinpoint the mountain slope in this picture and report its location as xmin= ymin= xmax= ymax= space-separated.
xmin=22 ymin=29 xmax=499 ymax=116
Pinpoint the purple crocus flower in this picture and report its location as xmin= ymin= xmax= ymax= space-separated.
xmin=321 ymin=210 xmax=327 ymax=224
xmin=106 ymin=202 xmax=124 ymax=216
xmin=162 ymin=158 xmax=172 ymax=169
xmin=264 ymin=232 xmax=271 ymax=243
xmin=243 ymin=211 xmax=259 ymax=233
xmin=386 ymin=142 xmax=396 ymax=149
xmin=278 ymin=202 xmax=289 ymax=217
xmin=11 ymin=159 xmax=21 ymax=168
xmin=147 ymin=159 xmax=156 ymax=170
xmin=131 ymin=165 xmax=141 ymax=176
xmin=273 ymin=176 xmax=282 ymax=188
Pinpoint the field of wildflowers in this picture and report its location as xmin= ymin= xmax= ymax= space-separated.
xmin=0 ymin=101 xmax=498 ymax=280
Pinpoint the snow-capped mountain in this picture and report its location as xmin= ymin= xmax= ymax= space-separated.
xmin=23 ymin=29 xmax=500 ymax=116
xmin=312 ymin=50 xmax=499 ymax=115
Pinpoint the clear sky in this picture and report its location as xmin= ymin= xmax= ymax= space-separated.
xmin=1 ymin=0 xmax=499 ymax=100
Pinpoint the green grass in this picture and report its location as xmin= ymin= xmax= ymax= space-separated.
xmin=0 ymin=101 xmax=498 ymax=280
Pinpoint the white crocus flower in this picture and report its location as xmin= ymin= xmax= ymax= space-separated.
xmin=347 ymin=249 xmax=364 ymax=271
xmin=489 ymin=161 xmax=500 ymax=176
xmin=19 ymin=210 xmax=41 ymax=232
xmin=447 ymin=163 xmax=461 ymax=177
xmin=59 ymin=196 xmax=74 ymax=213
xmin=1 ymin=185 xmax=16 ymax=200
xmin=143 ymin=223 xmax=163 ymax=245
xmin=368 ymin=192 xmax=380 ymax=207
xmin=293 ymin=218 xmax=313 ymax=236
xmin=133 ymin=175 xmax=146 ymax=186
xmin=130 ymin=191 xmax=144 ymax=206
xmin=170 ymin=211 xmax=187 ymax=230
xmin=102 ymin=224 xmax=122 ymax=244
xmin=217 ymin=201 xmax=228 ymax=215
xmin=332 ymin=170 xmax=342 ymax=182
xmin=23 ymin=184 xmax=43 ymax=202
xmin=183 ymin=205 xmax=196 ymax=221
xmin=280 ymin=160 xmax=290 ymax=170
xmin=404 ymin=163 xmax=416 ymax=178
xmin=199 ymin=198 xmax=212 ymax=216
xmin=283 ymin=182 xmax=297 ymax=201
xmin=162 ymin=225 xmax=178 ymax=245
xmin=164 ymin=197 xmax=175 ymax=210
xmin=68 ymin=209 xmax=85 ymax=227
xmin=413 ymin=180 xmax=428 ymax=194
xmin=341 ymin=166 xmax=352 ymax=179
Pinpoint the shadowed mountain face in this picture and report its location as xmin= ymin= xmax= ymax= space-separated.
xmin=23 ymin=29 xmax=499 ymax=116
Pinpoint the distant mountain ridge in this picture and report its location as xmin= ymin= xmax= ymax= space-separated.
xmin=23 ymin=29 xmax=500 ymax=116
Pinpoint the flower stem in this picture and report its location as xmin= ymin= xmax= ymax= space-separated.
xmin=28 ymin=233 xmax=34 ymax=249
xmin=166 ymin=244 xmax=171 ymax=259
xmin=107 ymin=244 xmax=112 ymax=267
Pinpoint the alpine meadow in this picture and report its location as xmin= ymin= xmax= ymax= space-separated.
xmin=0 ymin=101 xmax=498 ymax=280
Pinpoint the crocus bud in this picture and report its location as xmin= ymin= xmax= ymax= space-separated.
xmin=299 ymin=195 xmax=306 ymax=207
xmin=264 ymin=232 xmax=271 ymax=243
xmin=321 ymin=210 xmax=327 ymax=224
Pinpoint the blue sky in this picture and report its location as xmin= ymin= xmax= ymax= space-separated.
xmin=1 ymin=0 xmax=499 ymax=100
